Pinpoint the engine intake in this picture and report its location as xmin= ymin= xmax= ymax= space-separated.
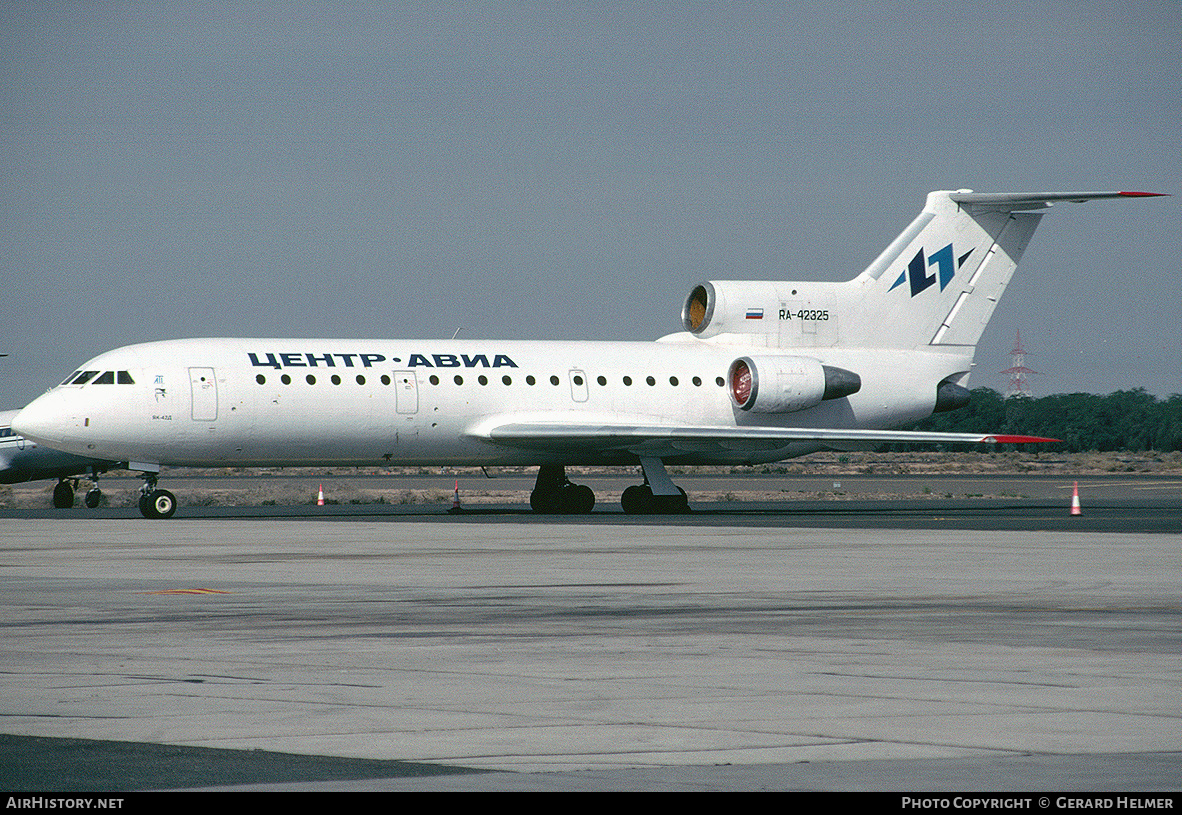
xmin=729 ymin=356 xmax=861 ymax=413
xmin=684 ymin=284 xmax=716 ymax=333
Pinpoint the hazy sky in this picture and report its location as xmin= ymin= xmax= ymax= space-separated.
xmin=3 ymin=1 xmax=1179 ymax=408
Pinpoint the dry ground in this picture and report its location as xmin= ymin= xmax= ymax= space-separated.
xmin=3 ymin=451 xmax=1179 ymax=509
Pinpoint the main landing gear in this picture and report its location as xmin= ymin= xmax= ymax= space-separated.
xmin=138 ymin=473 xmax=177 ymax=519
xmin=621 ymin=457 xmax=689 ymax=514
xmin=530 ymin=464 xmax=595 ymax=514
xmin=528 ymin=459 xmax=690 ymax=515
xmin=620 ymin=484 xmax=689 ymax=514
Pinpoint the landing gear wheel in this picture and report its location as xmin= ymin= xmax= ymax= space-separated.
xmin=530 ymin=483 xmax=595 ymax=514
xmin=653 ymin=488 xmax=690 ymax=514
xmin=530 ymin=488 xmax=561 ymax=514
xmin=621 ymin=484 xmax=653 ymax=514
xmin=84 ymin=488 xmax=102 ymax=509
xmin=140 ymin=489 xmax=177 ymax=519
xmin=53 ymin=481 xmax=74 ymax=509
xmin=564 ymin=484 xmax=595 ymax=514
xmin=529 ymin=465 xmax=596 ymax=514
xmin=624 ymin=458 xmax=691 ymax=514
xmin=621 ymin=485 xmax=688 ymax=514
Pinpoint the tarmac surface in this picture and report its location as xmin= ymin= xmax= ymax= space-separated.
xmin=1 ymin=479 xmax=1180 ymax=791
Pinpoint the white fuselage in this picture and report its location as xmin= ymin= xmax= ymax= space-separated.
xmin=0 ymin=409 xmax=114 ymax=484
xmin=10 ymin=190 xmax=1159 ymax=518
xmin=13 ymin=334 xmax=969 ymax=469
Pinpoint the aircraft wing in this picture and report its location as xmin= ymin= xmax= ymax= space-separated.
xmin=472 ymin=420 xmax=1058 ymax=458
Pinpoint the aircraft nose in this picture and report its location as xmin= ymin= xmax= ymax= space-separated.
xmin=12 ymin=390 xmax=76 ymax=446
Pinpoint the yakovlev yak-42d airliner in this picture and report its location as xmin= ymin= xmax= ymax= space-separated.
xmin=13 ymin=190 xmax=1165 ymax=518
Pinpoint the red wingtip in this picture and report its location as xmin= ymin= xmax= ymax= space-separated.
xmin=1118 ymin=191 xmax=1169 ymax=197
xmin=982 ymin=435 xmax=1061 ymax=444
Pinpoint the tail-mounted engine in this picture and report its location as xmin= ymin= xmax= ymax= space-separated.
xmin=682 ymin=280 xmax=847 ymax=347
xmin=728 ymin=355 xmax=861 ymax=413
xmin=684 ymin=281 xmax=780 ymax=337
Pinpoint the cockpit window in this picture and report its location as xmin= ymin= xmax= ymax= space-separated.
xmin=62 ymin=369 xmax=135 ymax=386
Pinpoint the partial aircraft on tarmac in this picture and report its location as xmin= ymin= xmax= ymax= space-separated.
xmin=1 ymin=409 xmax=118 ymax=507
xmin=12 ymin=190 xmax=1165 ymax=517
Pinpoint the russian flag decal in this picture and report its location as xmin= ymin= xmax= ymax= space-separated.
xmin=745 ymin=308 xmax=763 ymax=320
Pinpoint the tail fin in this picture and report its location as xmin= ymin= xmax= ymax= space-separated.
xmin=846 ymin=190 xmax=1164 ymax=351
xmin=676 ymin=190 xmax=1162 ymax=354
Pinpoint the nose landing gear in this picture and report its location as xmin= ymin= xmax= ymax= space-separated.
xmin=83 ymin=467 xmax=103 ymax=508
xmin=138 ymin=473 xmax=177 ymax=519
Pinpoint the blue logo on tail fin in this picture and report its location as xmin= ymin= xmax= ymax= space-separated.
xmin=888 ymin=244 xmax=973 ymax=296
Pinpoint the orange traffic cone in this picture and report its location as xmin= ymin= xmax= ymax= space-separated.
xmin=317 ymin=484 xmax=325 ymax=506
xmin=1070 ymin=481 xmax=1082 ymax=516
xmin=449 ymin=479 xmax=462 ymax=513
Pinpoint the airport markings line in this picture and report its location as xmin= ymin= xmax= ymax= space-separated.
xmin=1064 ymin=480 xmax=1182 ymax=489
xmin=139 ymin=588 xmax=231 ymax=595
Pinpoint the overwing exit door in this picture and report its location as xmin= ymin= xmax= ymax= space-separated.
xmin=394 ymin=370 xmax=418 ymax=414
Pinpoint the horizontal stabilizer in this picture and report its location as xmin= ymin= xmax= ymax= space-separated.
xmin=949 ymin=191 xmax=1167 ymax=210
